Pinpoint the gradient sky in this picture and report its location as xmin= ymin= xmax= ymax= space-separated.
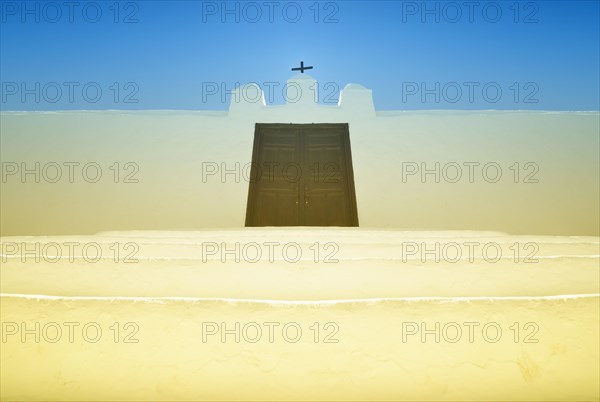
xmin=1 ymin=0 xmax=599 ymax=110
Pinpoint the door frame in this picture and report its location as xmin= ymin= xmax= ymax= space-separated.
xmin=245 ymin=123 xmax=359 ymax=227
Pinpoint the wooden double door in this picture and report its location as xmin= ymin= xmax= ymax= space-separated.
xmin=245 ymin=123 xmax=359 ymax=227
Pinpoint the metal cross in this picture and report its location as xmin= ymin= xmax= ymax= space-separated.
xmin=291 ymin=61 xmax=313 ymax=74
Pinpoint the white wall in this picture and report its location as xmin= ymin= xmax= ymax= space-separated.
xmin=1 ymin=108 xmax=598 ymax=236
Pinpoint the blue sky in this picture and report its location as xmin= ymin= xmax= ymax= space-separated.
xmin=1 ymin=0 xmax=599 ymax=110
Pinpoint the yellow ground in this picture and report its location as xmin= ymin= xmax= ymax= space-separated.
xmin=1 ymin=229 xmax=599 ymax=401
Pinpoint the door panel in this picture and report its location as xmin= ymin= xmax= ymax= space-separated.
xmin=303 ymin=126 xmax=355 ymax=226
xmin=246 ymin=123 xmax=358 ymax=227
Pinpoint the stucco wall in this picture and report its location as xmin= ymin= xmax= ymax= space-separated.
xmin=1 ymin=110 xmax=598 ymax=235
